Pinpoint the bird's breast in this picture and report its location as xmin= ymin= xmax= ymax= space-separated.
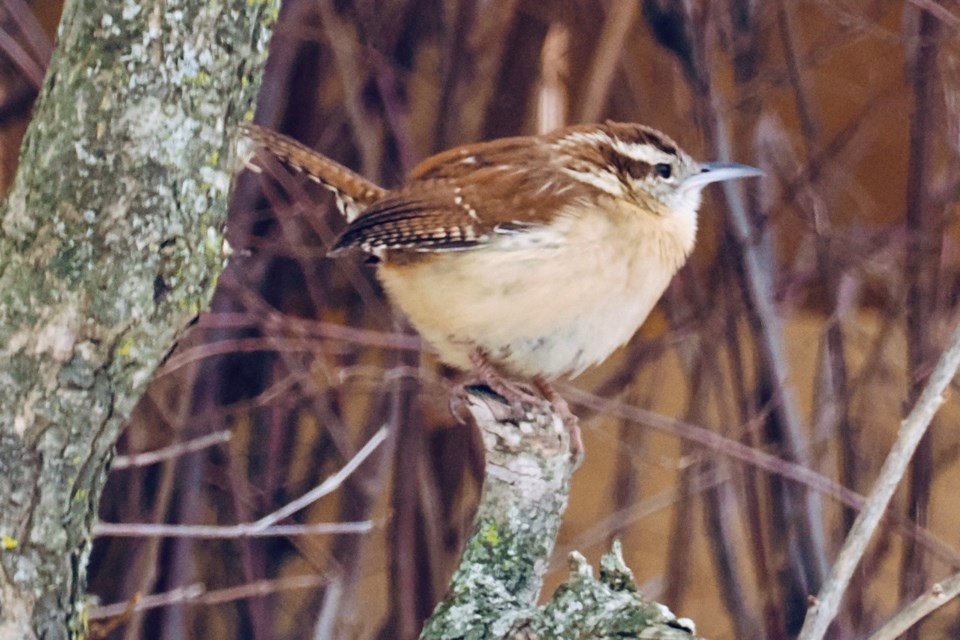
xmin=377 ymin=201 xmax=697 ymax=379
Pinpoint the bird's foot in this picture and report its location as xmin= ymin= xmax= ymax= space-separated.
xmin=534 ymin=376 xmax=583 ymax=466
xmin=468 ymin=351 xmax=545 ymax=414
xmin=461 ymin=351 xmax=584 ymax=465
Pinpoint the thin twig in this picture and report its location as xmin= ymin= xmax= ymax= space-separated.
xmin=155 ymin=336 xmax=348 ymax=378
xmin=100 ymin=429 xmax=386 ymax=542
xmin=797 ymin=318 xmax=960 ymax=640
xmin=901 ymin=9 xmax=942 ymax=628
xmin=252 ymin=426 xmax=388 ymax=529
xmin=867 ymin=571 xmax=960 ymax=640
xmin=118 ymin=344 xmax=209 ymax=637
xmin=710 ymin=108 xmax=830 ymax=585
xmin=111 ymin=431 xmax=232 ymax=470
xmin=0 ymin=23 xmax=45 ymax=88
xmin=195 ymin=311 xmax=422 ymax=351
xmin=1 ymin=0 xmax=53 ymax=68
xmin=93 ymin=521 xmax=373 ymax=538
xmin=89 ymin=574 xmax=328 ymax=620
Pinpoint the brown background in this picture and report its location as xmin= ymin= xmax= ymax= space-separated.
xmin=3 ymin=1 xmax=960 ymax=639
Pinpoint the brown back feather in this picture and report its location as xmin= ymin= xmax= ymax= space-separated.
xmin=332 ymin=135 xmax=607 ymax=255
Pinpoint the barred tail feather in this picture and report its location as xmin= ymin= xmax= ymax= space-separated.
xmin=241 ymin=123 xmax=386 ymax=222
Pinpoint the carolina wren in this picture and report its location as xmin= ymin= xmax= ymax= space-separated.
xmin=245 ymin=122 xmax=761 ymax=405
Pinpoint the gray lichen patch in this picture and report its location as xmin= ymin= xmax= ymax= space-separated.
xmin=1 ymin=189 xmax=33 ymax=241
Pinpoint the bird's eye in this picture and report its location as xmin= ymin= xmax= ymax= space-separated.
xmin=654 ymin=163 xmax=673 ymax=179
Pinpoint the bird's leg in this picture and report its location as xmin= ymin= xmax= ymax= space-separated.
xmin=460 ymin=350 xmax=584 ymax=463
xmin=448 ymin=351 xmax=542 ymax=425
xmin=467 ymin=350 xmax=543 ymax=408
xmin=533 ymin=376 xmax=583 ymax=464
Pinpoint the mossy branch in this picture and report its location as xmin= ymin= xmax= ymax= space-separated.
xmin=420 ymin=389 xmax=703 ymax=640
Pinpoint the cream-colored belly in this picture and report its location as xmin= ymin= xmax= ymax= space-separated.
xmin=377 ymin=208 xmax=693 ymax=379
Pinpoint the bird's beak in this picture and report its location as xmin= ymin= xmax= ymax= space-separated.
xmin=682 ymin=162 xmax=764 ymax=190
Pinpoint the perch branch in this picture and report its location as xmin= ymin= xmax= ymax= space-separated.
xmin=419 ymin=389 xmax=704 ymax=639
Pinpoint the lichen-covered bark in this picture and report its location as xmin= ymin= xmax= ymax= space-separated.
xmin=420 ymin=390 xmax=703 ymax=639
xmin=0 ymin=0 xmax=277 ymax=637
xmin=420 ymin=390 xmax=573 ymax=638
xmin=525 ymin=543 xmax=701 ymax=639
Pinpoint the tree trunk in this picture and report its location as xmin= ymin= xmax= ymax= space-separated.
xmin=0 ymin=1 xmax=277 ymax=637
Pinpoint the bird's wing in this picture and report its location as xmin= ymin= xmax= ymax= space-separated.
xmin=330 ymin=137 xmax=605 ymax=255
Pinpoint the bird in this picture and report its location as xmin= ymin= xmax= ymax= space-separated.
xmin=243 ymin=121 xmax=762 ymax=449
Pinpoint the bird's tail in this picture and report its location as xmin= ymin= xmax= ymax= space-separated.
xmin=241 ymin=123 xmax=385 ymax=222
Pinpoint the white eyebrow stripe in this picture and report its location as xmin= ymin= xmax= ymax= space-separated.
xmin=558 ymin=130 xmax=676 ymax=166
xmin=559 ymin=166 xmax=623 ymax=196
xmin=609 ymin=139 xmax=675 ymax=166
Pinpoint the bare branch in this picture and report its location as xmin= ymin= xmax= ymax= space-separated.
xmin=867 ymin=571 xmax=960 ymax=640
xmin=93 ymin=521 xmax=372 ymax=539
xmin=111 ymin=431 xmax=232 ymax=470
xmin=798 ymin=318 xmax=960 ymax=640
xmin=252 ymin=426 xmax=388 ymax=530
xmin=89 ymin=574 xmax=328 ymax=620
